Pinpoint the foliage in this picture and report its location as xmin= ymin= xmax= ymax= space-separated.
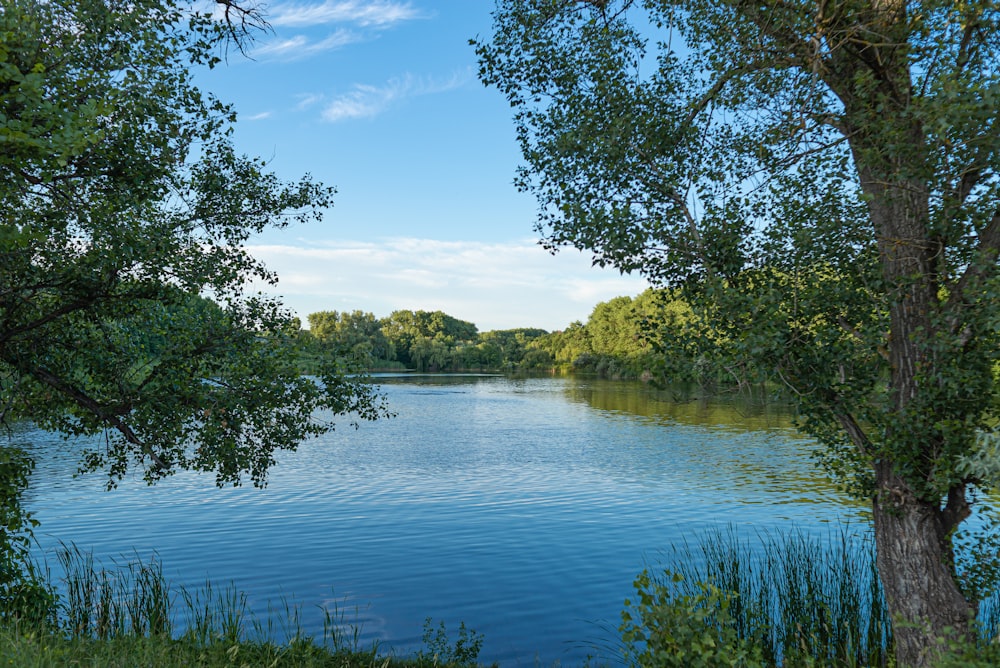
xmin=298 ymin=288 xmax=752 ymax=382
xmin=476 ymin=0 xmax=1000 ymax=660
xmin=308 ymin=310 xmax=395 ymax=365
xmin=299 ymin=290 xmax=725 ymax=378
xmin=935 ymin=625 xmax=1000 ymax=668
xmin=0 ymin=0 xmax=387 ymax=488
xmin=0 ymin=546 xmax=487 ymax=668
xmin=416 ymin=618 xmax=485 ymax=667
xmin=302 ymin=308 xmax=554 ymax=373
xmin=380 ymin=310 xmax=480 ymax=369
xmin=621 ymin=570 xmax=764 ymax=667
xmin=621 ymin=528 xmax=896 ymax=667
xmin=952 ymin=504 xmax=1000 ymax=605
xmin=474 ymin=328 xmax=547 ymax=368
xmin=525 ymin=289 xmax=700 ymax=380
xmin=0 ymin=446 xmax=55 ymax=625
xmin=57 ymin=545 xmax=172 ymax=640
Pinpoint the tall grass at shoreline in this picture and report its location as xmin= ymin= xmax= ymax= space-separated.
xmin=688 ymin=527 xmax=888 ymax=666
xmin=2 ymin=545 xmax=485 ymax=667
xmin=620 ymin=527 xmax=891 ymax=667
xmin=622 ymin=527 xmax=1000 ymax=667
xmin=7 ymin=530 xmax=1000 ymax=666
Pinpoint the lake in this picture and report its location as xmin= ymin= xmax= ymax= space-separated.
xmin=18 ymin=374 xmax=865 ymax=665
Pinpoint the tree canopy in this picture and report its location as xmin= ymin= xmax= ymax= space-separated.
xmin=476 ymin=0 xmax=1000 ymax=663
xmin=303 ymin=308 xmax=554 ymax=373
xmin=0 ymin=0 xmax=385 ymax=488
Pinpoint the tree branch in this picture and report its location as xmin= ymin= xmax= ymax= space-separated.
xmin=214 ymin=0 xmax=271 ymax=57
xmin=940 ymin=483 xmax=971 ymax=537
xmin=835 ymin=410 xmax=872 ymax=458
xmin=731 ymin=0 xmax=816 ymax=68
xmin=26 ymin=366 xmax=171 ymax=471
xmin=955 ymin=7 xmax=982 ymax=73
xmin=946 ymin=208 xmax=1000 ymax=324
xmin=0 ymin=294 xmax=102 ymax=346
xmin=952 ymin=132 xmax=997 ymax=207
xmin=683 ymin=65 xmax=759 ymax=129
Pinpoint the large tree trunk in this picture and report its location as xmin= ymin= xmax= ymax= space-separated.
xmin=860 ymin=167 xmax=976 ymax=664
xmin=873 ymin=467 xmax=974 ymax=666
xmin=858 ymin=159 xmax=975 ymax=665
xmin=865 ymin=185 xmax=975 ymax=666
xmin=791 ymin=0 xmax=982 ymax=658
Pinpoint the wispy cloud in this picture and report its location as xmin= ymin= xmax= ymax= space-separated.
xmin=294 ymin=93 xmax=324 ymax=111
xmin=269 ymin=1 xmax=423 ymax=28
xmin=253 ymin=29 xmax=362 ymax=59
xmin=242 ymin=111 xmax=273 ymax=121
xmin=321 ymin=70 xmax=471 ymax=122
xmin=243 ymin=238 xmax=648 ymax=331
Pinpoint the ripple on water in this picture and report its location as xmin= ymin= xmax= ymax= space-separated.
xmin=21 ymin=376 xmax=862 ymax=666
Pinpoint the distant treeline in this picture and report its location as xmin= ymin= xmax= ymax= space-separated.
xmin=297 ymin=289 xmax=700 ymax=379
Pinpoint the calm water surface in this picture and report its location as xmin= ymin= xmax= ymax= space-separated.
xmin=20 ymin=375 xmax=865 ymax=665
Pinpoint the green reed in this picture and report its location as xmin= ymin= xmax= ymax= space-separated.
xmin=632 ymin=527 xmax=893 ymax=667
xmin=6 ymin=545 xmax=485 ymax=667
xmin=177 ymin=577 xmax=249 ymax=645
xmin=58 ymin=544 xmax=171 ymax=640
xmin=627 ymin=527 xmax=1000 ymax=667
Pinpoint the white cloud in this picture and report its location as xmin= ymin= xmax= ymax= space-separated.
xmin=269 ymin=1 xmax=423 ymax=28
xmin=320 ymin=84 xmax=393 ymax=122
xmin=242 ymin=111 xmax=273 ymax=121
xmin=242 ymin=238 xmax=649 ymax=331
xmin=294 ymin=93 xmax=324 ymax=111
xmin=253 ymin=29 xmax=361 ymax=59
xmin=321 ymin=70 xmax=471 ymax=122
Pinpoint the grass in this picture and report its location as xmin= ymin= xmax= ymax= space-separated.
xmin=622 ymin=526 xmax=1000 ymax=667
xmin=7 ymin=528 xmax=1000 ymax=667
xmin=0 ymin=629 xmax=390 ymax=668
xmin=676 ymin=527 xmax=889 ymax=667
xmin=0 ymin=545 xmax=488 ymax=668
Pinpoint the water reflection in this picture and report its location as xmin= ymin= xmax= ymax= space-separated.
xmin=565 ymin=379 xmax=794 ymax=430
xmin=558 ymin=378 xmax=857 ymax=510
xmin=18 ymin=375 xmax=865 ymax=666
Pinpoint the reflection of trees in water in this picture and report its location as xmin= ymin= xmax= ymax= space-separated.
xmin=565 ymin=379 xmax=795 ymax=431
xmin=564 ymin=379 xmax=863 ymax=512
xmin=371 ymin=373 xmax=502 ymax=388
xmin=16 ymin=375 xmax=865 ymax=515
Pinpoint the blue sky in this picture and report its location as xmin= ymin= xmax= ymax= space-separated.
xmin=199 ymin=0 xmax=648 ymax=332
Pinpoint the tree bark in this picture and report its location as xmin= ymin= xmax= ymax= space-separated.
xmin=860 ymin=170 xmax=976 ymax=666
xmin=873 ymin=467 xmax=974 ymax=666
xmin=855 ymin=161 xmax=976 ymax=665
xmin=748 ymin=0 xmax=986 ymax=660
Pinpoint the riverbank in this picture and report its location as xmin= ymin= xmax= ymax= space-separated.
xmin=0 ymin=628 xmax=488 ymax=668
xmin=1 ymin=544 xmax=490 ymax=668
xmin=7 ymin=526 xmax=1000 ymax=668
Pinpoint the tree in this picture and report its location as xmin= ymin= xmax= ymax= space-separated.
xmin=307 ymin=310 xmax=394 ymax=362
xmin=478 ymin=328 xmax=549 ymax=368
xmin=409 ymin=337 xmax=453 ymax=372
xmin=380 ymin=310 xmax=478 ymax=368
xmin=0 ymin=0 xmax=386 ymax=488
xmin=476 ymin=1 xmax=1000 ymax=663
xmin=531 ymin=320 xmax=593 ymax=368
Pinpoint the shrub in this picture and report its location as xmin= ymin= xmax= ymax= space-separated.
xmin=0 ymin=446 xmax=57 ymax=625
xmin=621 ymin=570 xmax=764 ymax=667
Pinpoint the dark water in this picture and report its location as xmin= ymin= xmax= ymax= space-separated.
xmin=19 ymin=375 xmax=864 ymax=665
